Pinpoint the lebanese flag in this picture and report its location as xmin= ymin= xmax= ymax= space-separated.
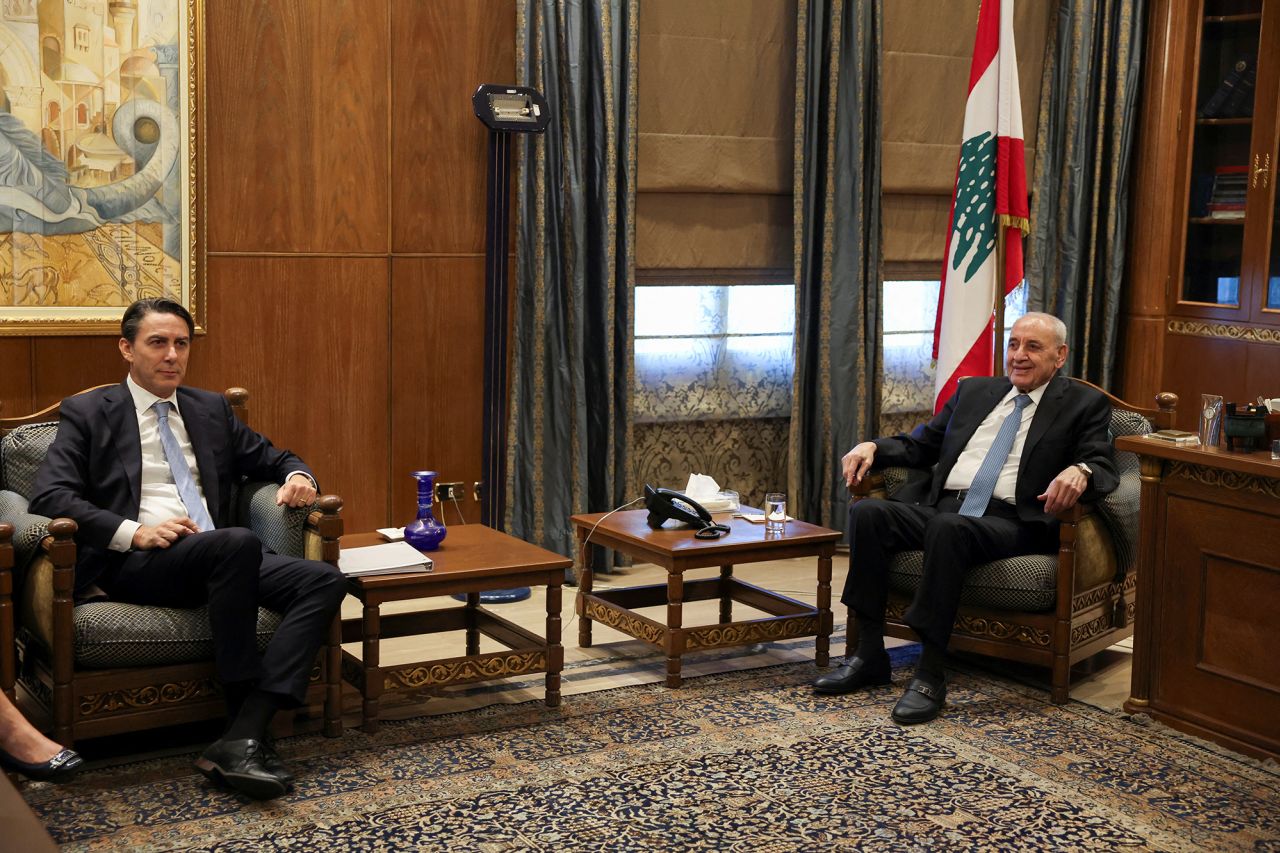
xmin=931 ymin=0 xmax=1028 ymax=413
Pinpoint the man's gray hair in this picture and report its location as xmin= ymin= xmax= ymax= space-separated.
xmin=1016 ymin=311 xmax=1067 ymax=347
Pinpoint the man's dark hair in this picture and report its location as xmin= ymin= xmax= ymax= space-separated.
xmin=120 ymin=298 xmax=195 ymax=342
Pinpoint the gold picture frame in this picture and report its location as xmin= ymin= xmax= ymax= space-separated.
xmin=0 ymin=0 xmax=203 ymax=335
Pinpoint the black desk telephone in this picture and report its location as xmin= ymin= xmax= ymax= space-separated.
xmin=644 ymin=484 xmax=731 ymax=539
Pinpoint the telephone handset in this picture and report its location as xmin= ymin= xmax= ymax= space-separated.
xmin=644 ymin=484 xmax=731 ymax=539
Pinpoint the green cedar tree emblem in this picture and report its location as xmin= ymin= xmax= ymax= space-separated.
xmin=950 ymin=130 xmax=997 ymax=282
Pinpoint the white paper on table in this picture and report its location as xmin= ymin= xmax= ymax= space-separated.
xmin=339 ymin=541 xmax=432 ymax=576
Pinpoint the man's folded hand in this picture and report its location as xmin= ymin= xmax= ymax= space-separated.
xmin=132 ymin=517 xmax=199 ymax=550
xmin=276 ymin=473 xmax=317 ymax=508
xmin=1037 ymin=466 xmax=1087 ymax=515
xmin=842 ymin=442 xmax=877 ymax=488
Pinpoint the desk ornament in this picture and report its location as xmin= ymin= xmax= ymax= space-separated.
xmin=1199 ymin=394 xmax=1224 ymax=447
xmin=1223 ymin=402 xmax=1267 ymax=451
xmin=404 ymin=471 xmax=447 ymax=551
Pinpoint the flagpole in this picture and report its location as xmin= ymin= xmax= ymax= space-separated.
xmin=993 ymin=226 xmax=1005 ymax=376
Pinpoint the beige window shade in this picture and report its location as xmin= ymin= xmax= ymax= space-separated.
xmin=637 ymin=0 xmax=795 ymax=268
xmin=881 ymin=0 xmax=1052 ymax=263
xmin=636 ymin=193 xmax=792 ymax=269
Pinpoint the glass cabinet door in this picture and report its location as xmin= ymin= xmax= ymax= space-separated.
xmin=1265 ymin=122 xmax=1280 ymax=313
xmin=1181 ymin=3 xmax=1262 ymax=310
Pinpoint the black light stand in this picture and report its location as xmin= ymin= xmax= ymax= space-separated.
xmin=467 ymin=83 xmax=549 ymax=604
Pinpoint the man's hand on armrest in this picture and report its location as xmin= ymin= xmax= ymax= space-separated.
xmin=1037 ymin=466 xmax=1089 ymax=515
xmin=276 ymin=472 xmax=318 ymax=508
xmin=132 ymin=517 xmax=199 ymax=550
xmin=842 ymin=441 xmax=877 ymax=488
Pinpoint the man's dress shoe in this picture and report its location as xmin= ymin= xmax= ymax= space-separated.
xmin=0 ymin=746 xmax=83 ymax=783
xmin=812 ymin=652 xmax=892 ymax=695
xmin=195 ymin=738 xmax=286 ymax=800
xmin=260 ymin=739 xmax=295 ymax=788
xmin=891 ymin=676 xmax=946 ymax=724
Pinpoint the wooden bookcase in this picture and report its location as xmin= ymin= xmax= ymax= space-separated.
xmin=1124 ymin=0 xmax=1280 ymax=428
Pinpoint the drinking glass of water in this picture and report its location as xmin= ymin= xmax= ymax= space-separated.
xmin=765 ymin=492 xmax=787 ymax=533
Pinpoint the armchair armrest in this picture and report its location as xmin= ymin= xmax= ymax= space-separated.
xmin=24 ymin=519 xmax=77 ymax=657
xmin=850 ymin=472 xmax=885 ymax=498
xmin=1 ymin=522 xmax=13 ymax=700
xmin=237 ymin=483 xmax=343 ymax=561
xmin=1054 ymin=501 xmax=1095 ymax=525
xmin=1052 ymin=499 xmax=1122 ymax=617
xmin=304 ymin=494 xmax=343 ymax=565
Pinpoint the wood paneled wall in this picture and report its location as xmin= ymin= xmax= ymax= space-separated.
xmin=0 ymin=0 xmax=515 ymax=534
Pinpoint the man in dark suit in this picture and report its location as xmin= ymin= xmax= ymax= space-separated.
xmin=813 ymin=312 xmax=1117 ymax=723
xmin=30 ymin=298 xmax=347 ymax=799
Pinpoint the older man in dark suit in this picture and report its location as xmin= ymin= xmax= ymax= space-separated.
xmin=30 ymin=298 xmax=346 ymax=799
xmin=813 ymin=312 xmax=1117 ymax=723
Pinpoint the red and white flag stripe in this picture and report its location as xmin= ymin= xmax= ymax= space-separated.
xmin=931 ymin=0 xmax=1029 ymax=413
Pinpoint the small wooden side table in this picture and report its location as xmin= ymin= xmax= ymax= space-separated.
xmin=340 ymin=525 xmax=572 ymax=733
xmin=570 ymin=510 xmax=841 ymax=687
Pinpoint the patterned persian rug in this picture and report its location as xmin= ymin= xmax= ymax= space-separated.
xmin=22 ymin=651 xmax=1280 ymax=852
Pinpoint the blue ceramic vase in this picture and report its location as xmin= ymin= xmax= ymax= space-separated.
xmin=404 ymin=470 xmax=447 ymax=551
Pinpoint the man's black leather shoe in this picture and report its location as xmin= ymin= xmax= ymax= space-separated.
xmin=194 ymin=738 xmax=286 ymax=800
xmin=260 ymin=739 xmax=294 ymax=788
xmin=891 ymin=676 xmax=946 ymax=724
xmin=812 ymin=652 xmax=892 ymax=695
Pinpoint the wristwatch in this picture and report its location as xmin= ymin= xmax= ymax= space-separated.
xmin=1074 ymin=462 xmax=1093 ymax=478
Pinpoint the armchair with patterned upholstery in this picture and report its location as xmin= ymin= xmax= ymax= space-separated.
xmin=846 ymin=380 xmax=1177 ymax=703
xmin=0 ymin=387 xmax=345 ymax=745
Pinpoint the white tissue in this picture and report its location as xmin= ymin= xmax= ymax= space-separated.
xmin=683 ymin=473 xmax=721 ymax=499
xmin=683 ymin=473 xmax=736 ymax=513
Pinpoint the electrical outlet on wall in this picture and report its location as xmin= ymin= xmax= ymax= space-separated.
xmin=436 ymin=482 xmax=465 ymax=502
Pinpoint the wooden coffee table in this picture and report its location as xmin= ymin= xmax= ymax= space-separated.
xmin=339 ymin=525 xmax=572 ymax=732
xmin=570 ymin=510 xmax=842 ymax=687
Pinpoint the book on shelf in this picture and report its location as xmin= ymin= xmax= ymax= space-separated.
xmin=1221 ymin=57 xmax=1257 ymax=117
xmin=1144 ymin=429 xmax=1199 ymax=445
xmin=338 ymin=541 xmax=433 ymax=576
xmin=1199 ymin=55 xmax=1256 ymax=119
xmin=1200 ymin=166 xmax=1250 ymax=218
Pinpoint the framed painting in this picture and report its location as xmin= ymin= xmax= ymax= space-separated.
xmin=0 ymin=0 xmax=202 ymax=335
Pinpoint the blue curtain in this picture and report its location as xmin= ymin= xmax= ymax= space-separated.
xmin=508 ymin=1 xmax=637 ymax=559
xmin=1026 ymin=0 xmax=1145 ymax=388
xmin=789 ymin=0 xmax=882 ymax=532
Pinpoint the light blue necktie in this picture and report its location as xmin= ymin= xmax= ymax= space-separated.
xmin=152 ymin=401 xmax=216 ymax=532
xmin=958 ymin=393 xmax=1032 ymax=517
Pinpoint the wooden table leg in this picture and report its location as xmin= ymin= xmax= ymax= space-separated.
xmin=362 ymin=602 xmax=381 ymax=734
xmin=666 ymin=569 xmax=684 ymax=688
xmin=719 ymin=564 xmax=733 ymax=623
xmin=546 ymin=581 xmax=562 ymax=707
xmin=816 ymin=547 xmax=832 ymax=668
xmin=576 ymin=525 xmax=594 ymax=648
xmin=465 ymin=592 xmax=480 ymax=656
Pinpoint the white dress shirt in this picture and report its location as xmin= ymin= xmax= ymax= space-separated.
xmin=108 ymin=376 xmax=215 ymax=551
xmin=942 ymin=381 xmax=1049 ymax=503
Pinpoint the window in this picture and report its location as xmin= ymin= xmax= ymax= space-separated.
xmin=634 ymin=272 xmax=794 ymax=423
xmin=73 ymin=25 xmax=89 ymax=52
xmin=881 ymin=269 xmax=1028 ymax=421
